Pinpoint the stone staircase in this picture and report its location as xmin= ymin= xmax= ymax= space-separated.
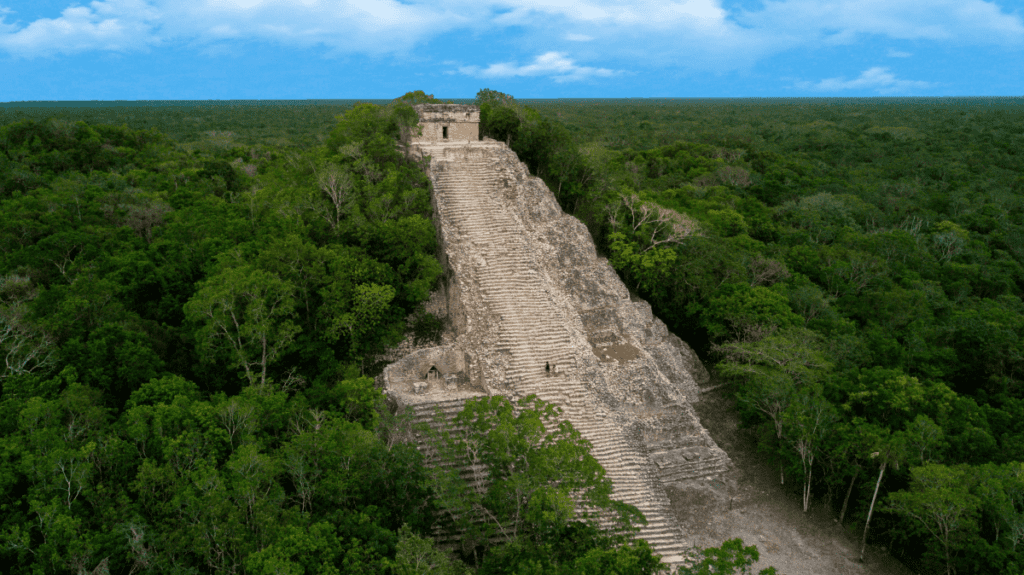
xmin=423 ymin=146 xmax=690 ymax=562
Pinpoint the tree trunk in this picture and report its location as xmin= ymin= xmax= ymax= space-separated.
xmin=775 ymin=419 xmax=785 ymax=485
xmin=860 ymin=461 xmax=887 ymax=562
xmin=944 ymin=539 xmax=952 ymax=575
xmin=839 ymin=465 xmax=861 ymax=525
xmin=260 ymin=335 xmax=268 ymax=387
xmin=803 ymin=456 xmax=814 ymax=512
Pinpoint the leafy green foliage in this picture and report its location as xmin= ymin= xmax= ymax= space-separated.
xmin=389 ymin=523 xmax=469 ymax=575
xmin=702 ymin=284 xmax=802 ymax=342
xmin=0 ymin=101 xmax=462 ymax=574
xmin=675 ymin=538 xmax=777 ymax=575
xmin=882 ymin=464 xmax=983 ymax=575
xmin=185 ymin=264 xmax=301 ymax=388
xmin=429 ymin=395 xmax=655 ymax=570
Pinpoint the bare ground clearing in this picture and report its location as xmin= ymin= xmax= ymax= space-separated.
xmin=675 ymin=383 xmax=921 ymax=575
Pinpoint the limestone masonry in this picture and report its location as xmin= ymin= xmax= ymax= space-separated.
xmin=405 ymin=104 xmax=481 ymax=145
xmin=383 ymin=105 xmax=731 ymax=564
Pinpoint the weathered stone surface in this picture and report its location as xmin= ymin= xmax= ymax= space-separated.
xmin=406 ymin=104 xmax=480 ymax=144
xmin=383 ymin=110 xmax=731 ymax=565
xmin=668 ymin=332 xmax=711 ymax=388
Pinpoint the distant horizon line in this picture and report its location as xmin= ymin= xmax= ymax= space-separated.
xmin=2 ymin=95 xmax=1023 ymax=107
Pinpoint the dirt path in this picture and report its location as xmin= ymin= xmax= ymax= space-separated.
xmin=670 ymin=384 xmax=919 ymax=575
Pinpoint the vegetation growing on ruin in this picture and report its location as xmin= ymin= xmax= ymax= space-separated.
xmin=481 ymin=92 xmax=1024 ymax=575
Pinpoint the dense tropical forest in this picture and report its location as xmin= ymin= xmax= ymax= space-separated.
xmin=479 ymin=93 xmax=1024 ymax=575
xmin=0 ymin=93 xmax=775 ymax=575
xmin=1 ymin=91 xmax=1021 ymax=575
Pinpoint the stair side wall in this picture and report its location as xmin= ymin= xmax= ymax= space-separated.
xmin=485 ymin=145 xmax=705 ymax=404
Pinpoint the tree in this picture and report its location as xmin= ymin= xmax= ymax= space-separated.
xmin=970 ymin=462 xmax=1022 ymax=560
xmin=717 ymin=327 xmax=832 ymax=485
xmin=322 ymin=282 xmax=396 ymax=358
xmin=736 ymin=374 xmax=793 ymax=486
xmin=184 ymin=265 xmax=300 ymax=387
xmin=364 ymin=216 xmax=443 ymax=306
xmin=840 ymin=367 xmax=954 ymax=432
xmin=393 ymin=91 xmax=449 ymax=105
xmin=390 ymin=524 xmax=468 ymax=575
xmin=931 ymin=220 xmax=969 ymax=264
xmin=0 ymin=292 xmax=55 ymax=382
xmin=0 ymin=277 xmax=56 ymax=382
xmin=858 ymin=425 xmax=906 ymax=563
xmin=883 ymin=464 xmax=981 ymax=575
xmin=782 ymin=391 xmax=838 ymax=512
xmin=993 ymin=462 xmax=1024 ymax=553
xmin=779 ymin=192 xmax=859 ymax=244
xmin=476 ymin=89 xmax=518 ymax=109
xmin=246 ymin=520 xmax=391 ymax=575
xmin=607 ymin=194 xmax=700 ymax=254
xmin=9 ymin=380 xmax=110 ymax=572
xmin=481 ymin=105 xmax=521 ymax=146
xmin=429 ymin=395 xmax=645 ymax=559
xmin=227 ymin=442 xmax=283 ymax=539
xmin=477 ymin=89 xmax=523 ymax=146
xmin=477 ymin=523 xmax=667 ymax=575
xmin=827 ymin=421 xmax=864 ymax=526
xmin=606 ymin=231 xmax=679 ymax=294
xmin=702 ymin=285 xmax=803 ymax=343
xmin=311 ymin=161 xmax=355 ymax=232
xmin=904 ymin=414 xmax=945 ymax=466
xmin=675 ymin=538 xmax=778 ymax=575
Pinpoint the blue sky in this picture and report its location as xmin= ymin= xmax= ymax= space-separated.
xmin=1 ymin=0 xmax=1022 ymax=100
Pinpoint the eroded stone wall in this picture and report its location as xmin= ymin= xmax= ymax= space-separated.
xmin=408 ymin=104 xmax=480 ymax=144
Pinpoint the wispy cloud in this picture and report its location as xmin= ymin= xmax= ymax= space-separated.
xmin=796 ymin=67 xmax=937 ymax=94
xmin=459 ymin=51 xmax=620 ymax=82
xmin=0 ymin=0 xmax=1020 ymax=83
xmin=0 ymin=0 xmax=467 ymax=58
xmin=0 ymin=7 xmax=16 ymax=34
xmin=738 ymin=0 xmax=1024 ymax=46
xmin=0 ymin=0 xmax=161 ymax=57
xmin=887 ymin=49 xmax=912 ymax=57
xmin=490 ymin=0 xmax=728 ymax=27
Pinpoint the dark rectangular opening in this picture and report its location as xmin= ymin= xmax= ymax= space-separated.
xmin=442 ymin=126 xmax=448 ymax=139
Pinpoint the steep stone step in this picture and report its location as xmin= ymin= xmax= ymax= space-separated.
xmin=407 ymin=140 xmax=698 ymax=565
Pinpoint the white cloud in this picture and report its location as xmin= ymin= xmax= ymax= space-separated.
xmin=459 ymin=51 xmax=619 ymax=82
xmin=164 ymin=0 xmax=462 ymax=55
xmin=0 ymin=7 xmax=16 ymax=34
xmin=0 ymin=0 xmax=745 ymax=61
xmin=0 ymin=0 xmax=468 ymax=58
xmin=0 ymin=0 xmax=162 ymax=57
xmin=491 ymin=0 xmax=727 ymax=27
xmin=887 ymin=49 xmax=912 ymax=57
xmin=739 ymin=0 xmax=1024 ymax=46
xmin=0 ymin=0 xmax=1020 ymax=79
xmin=796 ymin=67 xmax=937 ymax=94
xmin=207 ymin=24 xmax=239 ymax=38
